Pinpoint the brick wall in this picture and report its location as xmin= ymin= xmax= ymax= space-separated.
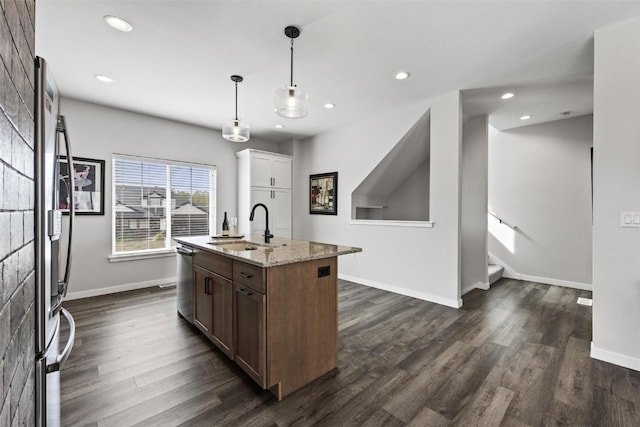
xmin=0 ymin=0 xmax=36 ymax=425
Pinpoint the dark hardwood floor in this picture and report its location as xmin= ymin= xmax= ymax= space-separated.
xmin=60 ymin=278 xmax=640 ymax=426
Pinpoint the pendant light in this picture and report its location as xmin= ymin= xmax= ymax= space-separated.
xmin=275 ymin=25 xmax=310 ymax=119
xmin=222 ymin=75 xmax=250 ymax=142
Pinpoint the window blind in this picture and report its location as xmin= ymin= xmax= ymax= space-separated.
xmin=113 ymin=156 xmax=216 ymax=254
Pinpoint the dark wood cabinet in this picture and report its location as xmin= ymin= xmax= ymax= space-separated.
xmin=233 ymin=283 xmax=266 ymax=387
xmin=193 ymin=266 xmax=213 ymax=335
xmin=193 ymin=264 xmax=233 ymax=358
xmin=189 ymin=250 xmax=338 ymax=400
xmin=209 ymin=272 xmax=233 ymax=357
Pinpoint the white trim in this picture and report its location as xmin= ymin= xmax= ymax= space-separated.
xmin=462 ymin=281 xmax=490 ymax=296
xmin=348 ymin=220 xmax=435 ymax=228
xmin=65 ymin=277 xmax=176 ymax=300
xmin=108 ymin=250 xmax=176 ymax=262
xmin=234 ymin=148 xmax=292 ymax=160
xmin=488 ymin=252 xmax=592 ymax=291
xmin=591 ymin=343 xmax=640 ymax=372
xmin=517 ymin=273 xmax=591 ymax=292
xmin=338 ymin=273 xmax=462 ymax=308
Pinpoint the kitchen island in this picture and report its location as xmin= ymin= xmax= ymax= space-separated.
xmin=174 ymin=235 xmax=362 ymax=400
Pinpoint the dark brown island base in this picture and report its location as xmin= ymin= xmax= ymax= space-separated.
xmin=174 ymin=235 xmax=362 ymax=400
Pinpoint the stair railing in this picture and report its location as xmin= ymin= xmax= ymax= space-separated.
xmin=488 ymin=210 xmax=517 ymax=229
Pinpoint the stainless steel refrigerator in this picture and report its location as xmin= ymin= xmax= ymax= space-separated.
xmin=34 ymin=56 xmax=76 ymax=427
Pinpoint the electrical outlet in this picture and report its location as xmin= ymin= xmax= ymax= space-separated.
xmin=620 ymin=211 xmax=640 ymax=227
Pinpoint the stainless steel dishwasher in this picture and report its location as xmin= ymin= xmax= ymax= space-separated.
xmin=176 ymin=245 xmax=195 ymax=324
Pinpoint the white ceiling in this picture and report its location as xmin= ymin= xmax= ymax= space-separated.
xmin=35 ymin=1 xmax=640 ymax=142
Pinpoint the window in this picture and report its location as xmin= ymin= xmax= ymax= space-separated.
xmin=112 ymin=155 xmax=216 ymax=255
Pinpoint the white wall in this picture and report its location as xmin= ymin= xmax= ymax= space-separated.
xmin=461 ymin=115 xmax=489 ymax=294
xmin=384 ymin=161 xmax=429 ymax=221
xmin=488 ymin=115 xmax=593 ymax=289
xmin=592 ymin=16 xmax=640 ymax=371
xmin=297 ymin=92 xmax=463 ymax=308
xmin=60 ymin=98 xmax=279 ymax=298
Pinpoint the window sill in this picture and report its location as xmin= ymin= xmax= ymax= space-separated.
xmin=108 ymin=249 xmax=177 ymax=263
xmin=348 ymin=220 xmax=435 ymax=228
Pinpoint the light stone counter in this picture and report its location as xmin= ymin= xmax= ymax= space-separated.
xmin=174 ymin=235 xmax=362 ymax=268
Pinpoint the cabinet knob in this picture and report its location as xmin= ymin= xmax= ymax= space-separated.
xmin=237 ymin=272 xmax=253 ymax=279
xmin=238 ymin=288 xmax=253 ymax=296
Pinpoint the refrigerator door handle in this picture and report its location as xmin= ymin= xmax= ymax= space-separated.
xmin=58 ymin=115 xmax=75 ymax=299
xmin=46 ymin=308 xmax=76 ymax=374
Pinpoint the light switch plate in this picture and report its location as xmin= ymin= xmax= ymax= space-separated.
xmin=620 ymin=211 xmax=640 ymax=227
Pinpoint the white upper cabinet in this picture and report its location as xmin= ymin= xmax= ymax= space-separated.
xmin=271 ymin=157 xmax=292 ymax=189
xmin=249 ymin=151 xmax=292 ymax=189
xmin=236 ymin=149 xmax=293 ymax=239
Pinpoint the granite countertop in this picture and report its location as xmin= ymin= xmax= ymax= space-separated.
xmin=174 ymin=235 xmax=362 ymax=268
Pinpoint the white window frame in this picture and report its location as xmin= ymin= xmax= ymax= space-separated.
xmin=110 ymin=154 xmax=216 ymax=261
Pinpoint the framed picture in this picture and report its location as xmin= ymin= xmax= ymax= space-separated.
xmin=310 ymin=172 xmax=338 ymax=215
xmin=58 ymin=156 xmax=105 ymax=215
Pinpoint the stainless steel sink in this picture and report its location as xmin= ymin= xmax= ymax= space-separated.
xmin=210 ymin=241 xmax=269 ymax=251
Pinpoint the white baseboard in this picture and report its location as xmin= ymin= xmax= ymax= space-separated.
xmin=65 ymin=277 xmax=176 ymax=300
xmin=591 ymin=343 xmax=640 ymax=372
xmin=489 ymin=253 xmax=592 ymax=292
xmin=338 ymin=273 xmax=462 ymax=309
xmin=519 ymin=274 xmax=592 ymax=291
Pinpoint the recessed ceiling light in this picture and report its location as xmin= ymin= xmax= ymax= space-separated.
xmin=324 ymin=103 xmax=336 ymax=109
xmin=394 ymin=71 xmax=411 ymax=80
xmin=94 ymin=74 xmax=114 ymax=83
xmin=275 ymin=124 xmax=284 ymax=129
xmin=104 ymin=15 xmax=133 ymax=32
xmin=520 ymin=115 xmax=531 ymax=121
xmin=501 ymin=92 xmax=514 ymax=99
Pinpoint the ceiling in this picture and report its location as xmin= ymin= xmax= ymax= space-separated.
xmin=35 ymin=1 xmax=640 ymax=143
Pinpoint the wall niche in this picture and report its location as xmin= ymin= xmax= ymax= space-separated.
xmin=351 ymin=110 xmax=430 ymax=221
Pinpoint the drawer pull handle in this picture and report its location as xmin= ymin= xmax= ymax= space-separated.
xmin=237 ymin=272 xmax=253 ymax=279
xmin=238 ymin=288 xmax=253 ymax=296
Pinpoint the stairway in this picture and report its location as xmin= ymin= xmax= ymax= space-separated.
xmin=488 ymin=264 xmax=504 ymax=285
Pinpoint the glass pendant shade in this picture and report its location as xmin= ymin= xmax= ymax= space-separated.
xmin=222 ymin=119 xmax=250 ymax=142
xmin=275 ymin=26 xmax=309 ymax=119
xmin=275 ymin=85 xmax=309 ymax=119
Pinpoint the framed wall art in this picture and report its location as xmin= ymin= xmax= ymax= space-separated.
xmin=310 ymin=172 xmax=338 ymax=215
xmin=58 ymin=156 xmax=105 ymax=215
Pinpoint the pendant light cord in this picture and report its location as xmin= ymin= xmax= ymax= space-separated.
xmin=234 ymin=81 xmax=239 ymax=121
xmin=290 ymin=38 xmax=294 ymax=87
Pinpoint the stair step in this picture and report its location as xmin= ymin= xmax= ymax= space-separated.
xmin=488 ymin=264 xmax=504 ymax=284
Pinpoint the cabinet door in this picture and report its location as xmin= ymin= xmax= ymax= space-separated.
xmin=249 ymin=187 xmax=271 ymax=235
xmin=271 ymin=189 xmax=291 ymax=238
xmin=272 ymin=157 xmax=292 ymax=189
xmin=250 ymin=153 xmax=274 ymax=188
xmin=210 ymin=273 xmax=233 ymax=358
xmin=193 ymin=266 xmax=213 ymax=335
xmin=234 ymin=284 xmax=266 ymax=388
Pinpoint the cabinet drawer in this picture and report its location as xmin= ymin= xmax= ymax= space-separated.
xmin=233 ymin=260 xmax=265 ymax=293
xmin=194 ymin=251 xmax=232 ymax=279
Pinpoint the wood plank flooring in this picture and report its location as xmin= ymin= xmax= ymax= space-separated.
xmin=60 ymin=278 xmax=640 ymax=426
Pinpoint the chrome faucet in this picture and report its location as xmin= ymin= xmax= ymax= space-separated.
xmin=250 ymin=203 xmax=274 ymax=243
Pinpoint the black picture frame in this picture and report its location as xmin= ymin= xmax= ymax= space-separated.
xmin=58 ymin=156 xmax=105 ymax=215
xmin=310 ymin=172 xmax=338 ymax=215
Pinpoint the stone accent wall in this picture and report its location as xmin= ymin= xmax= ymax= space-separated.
xmin=0 ymin=0 xmax=36 ymax=425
